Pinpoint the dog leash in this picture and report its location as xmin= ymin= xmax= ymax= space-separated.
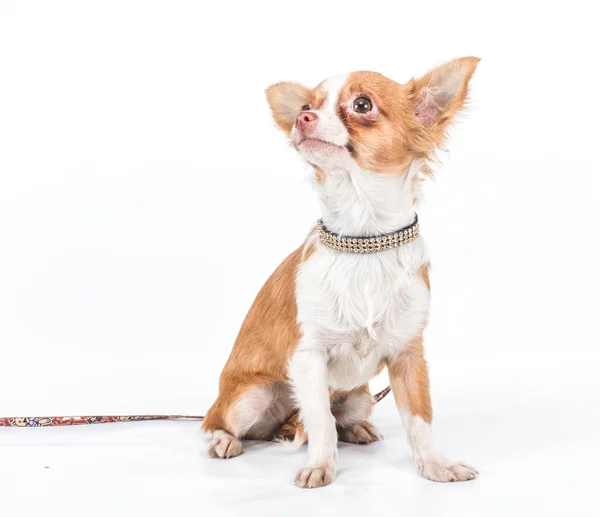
xmin=0 ymin=386 xmax=391 ymax=428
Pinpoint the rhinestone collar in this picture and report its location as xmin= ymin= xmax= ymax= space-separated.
xmin=317 ymin=215 xmax=420 ymax=253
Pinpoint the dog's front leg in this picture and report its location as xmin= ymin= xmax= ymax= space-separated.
xmin=387 ymin=336 xmax=478 ymax=482
xmin=289 ymin=342 xmax=337 ymax=488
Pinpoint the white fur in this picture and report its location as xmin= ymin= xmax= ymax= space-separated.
xmin=295 ymin=161 xmax=430 ymax=391
xmin=288 ymin=344 xmax=338 ymax=465
xmin=275 ymin=431 xmax=306 ymax=451
xmin=401 ymin=410 xmax=478 ymax=482
xmin=320 ymin=74 xmax=349 ymax=114
xmin=401 ymin=411 xmax=438 ymax=467
xmin=227 ymin=382 xmax=293 ymax=439
xmin=208 ymin=429 xmax=243 ymax=459
xmin=291 ymin=74 xmax=350 ymax=160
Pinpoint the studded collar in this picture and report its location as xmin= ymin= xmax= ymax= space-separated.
xmin=317 ymin=215 xmax=420 ymax=253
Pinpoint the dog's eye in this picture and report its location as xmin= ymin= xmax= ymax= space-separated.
xmin=353 ymin=97 xmax=372 ymax=114
xmin=301 ymin=104 xmax=311 ymax=111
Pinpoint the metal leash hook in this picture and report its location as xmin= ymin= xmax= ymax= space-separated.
xmin=0 ymin=386 xmax=392 ymax=428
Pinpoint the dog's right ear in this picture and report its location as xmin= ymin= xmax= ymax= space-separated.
xmin=265 ymin=82 xmax=312 ymax=135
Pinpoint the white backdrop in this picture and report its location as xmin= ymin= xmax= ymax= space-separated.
xmin=1 ymin=1 xmax=599 ymax=515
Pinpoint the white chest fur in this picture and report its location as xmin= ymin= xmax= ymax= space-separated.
xmin=296 ymin=239 xmax=430 ymax=391
xmin=293 ymin=162 xmax=431 ymax=391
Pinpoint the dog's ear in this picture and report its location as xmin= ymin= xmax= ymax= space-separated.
xmin=410 ymin=57 xmax=480 ymax=138
xmin=265 ymin=82 xmax=312 ymax=135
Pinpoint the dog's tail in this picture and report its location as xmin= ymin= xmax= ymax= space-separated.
xmin=270 ymin=385 xmax=391 ymax=450
xmin=273 ymin=410 xmax=307 ymax=450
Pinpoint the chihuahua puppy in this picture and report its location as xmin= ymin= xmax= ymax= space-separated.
xmin=203 ymin=57 xmax=480 ymax=488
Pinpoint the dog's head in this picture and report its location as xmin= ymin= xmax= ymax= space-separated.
xmin=266 ymin=57 xmax=479 ymax=178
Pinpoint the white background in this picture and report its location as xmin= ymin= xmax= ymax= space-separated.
xmin=1 ymin=1 xmax=599 ymax=515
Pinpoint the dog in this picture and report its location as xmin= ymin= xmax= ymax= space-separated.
xmin=203 ymin=57 xmax=480 ymax=488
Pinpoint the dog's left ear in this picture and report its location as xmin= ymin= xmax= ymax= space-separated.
xmin=410 ymin=57 xmax=480 ymax=137
xmin=265 ymin=82 xmax=312 ymax=135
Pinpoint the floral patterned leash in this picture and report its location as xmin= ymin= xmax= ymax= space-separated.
xmin=0 ymin=386 xmax=391 ymax=427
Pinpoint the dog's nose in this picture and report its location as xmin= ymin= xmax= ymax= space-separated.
xmin=296 ymin=111 xmax=318 ymax=130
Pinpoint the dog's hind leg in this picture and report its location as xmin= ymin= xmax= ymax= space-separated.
xmin=331 ymin=385 xmax=382 ymax=444
xmin=207 ymin=429 xmax=243 ymax=459
xmin=203 ymin=381 xmax=294 ymax=458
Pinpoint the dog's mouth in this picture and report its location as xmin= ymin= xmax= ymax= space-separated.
xmin=295 ymin=138 xmax=345 ymax=152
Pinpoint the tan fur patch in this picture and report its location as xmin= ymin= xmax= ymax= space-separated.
xmin=419 ymin=263 xmax=431 ymax=291
xmin=336 ymin=58 xmax=479 ymax=175
xmin=387 ymin=334 xmax=432 ymax=423
xmin=411 ymin=57 xmax=480 ymax=142
xmin=311 ymin=86 xmax=328 ymax=110
xmin=329 ymin=383 xmax=373 ymax=406
xmin=275 ymin=410 xmax=306 ymax=443
xmin=340 ymin=71 xmax=419 ymax=174
xmin=313 ymin=165 xmax=326 ymax=184
xmin=265 ymin=82 xmax=312 ymax=135
xmin=202 ymin=244 xmax=306 ymax=434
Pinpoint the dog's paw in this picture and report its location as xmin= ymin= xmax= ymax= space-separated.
xmin=338 ymin=421 xmax=382 ymax=444
xmin=295 ymin=458 xmax=336 ymax=488
xmin=208 ymin=432 xmax=243 ymax=459
xmin=418 ymin=458 xmax=479 ymax=482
